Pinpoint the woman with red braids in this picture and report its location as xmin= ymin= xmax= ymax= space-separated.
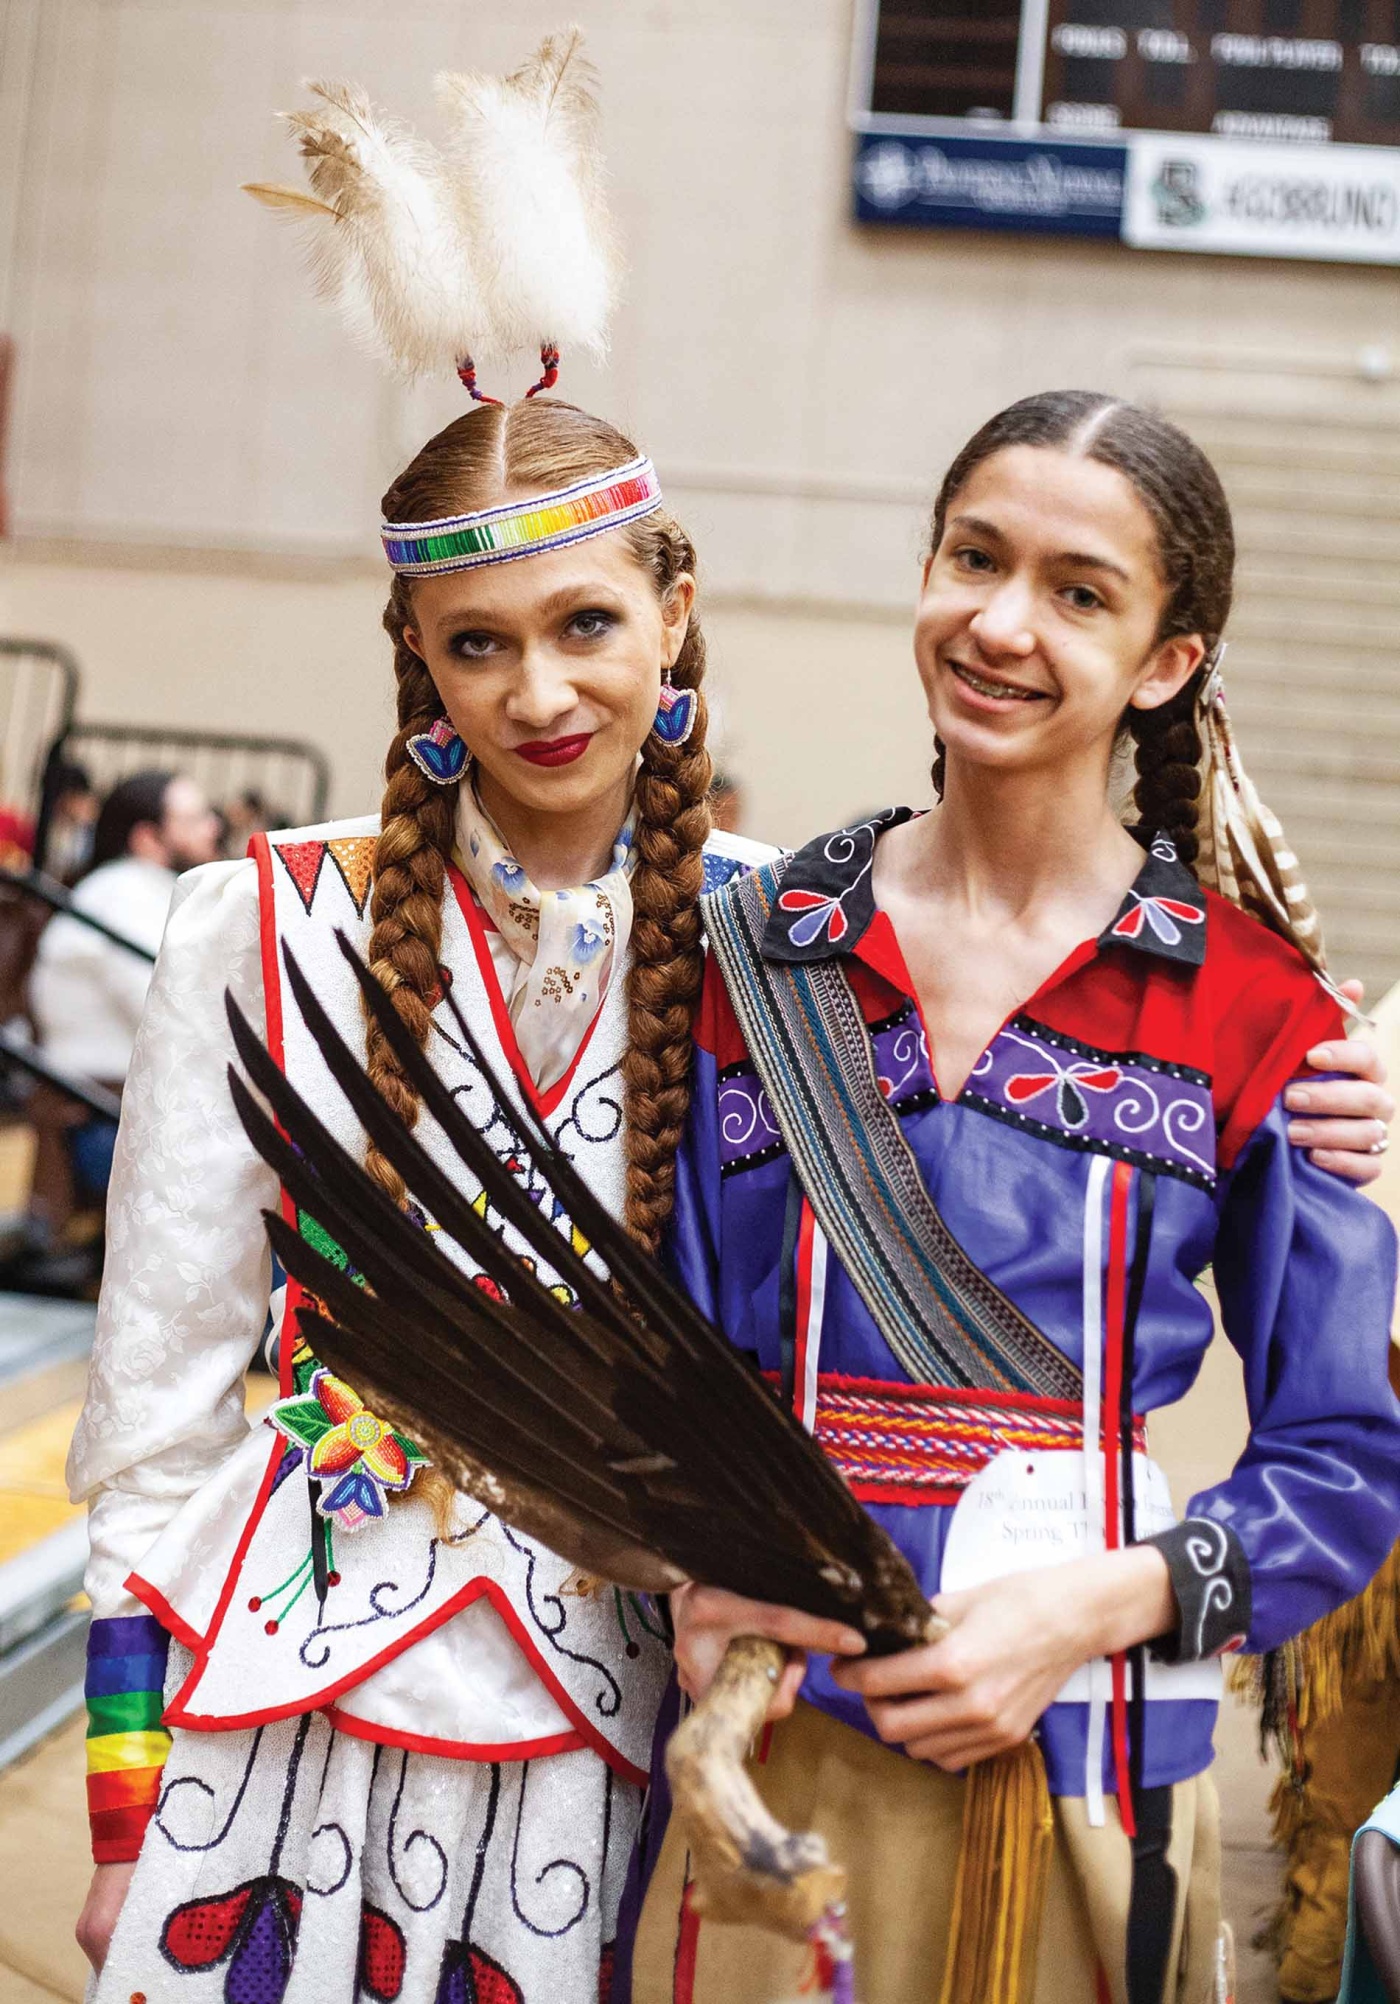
xmin=66 ymin=46 xmax=769 ymax=2004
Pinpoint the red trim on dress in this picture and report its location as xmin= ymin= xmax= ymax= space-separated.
xmin=323 ymin=1708 xmax=584 ymax=1763
xmin=124 ymin=1574 xmax=209 ymax=1655
xmin=156 ymin=1563 xmax=647 ymax=1784
xmin=249 ymin=830 xmax=303 ymax=1397
xmin=673 ymin=1881 xmax=701 ymax=2004
xmin=793 ymin=1199 xmax=819 ymax=1433
xmin=446 ymin=861 xmax=610 ymax=1121
xmin=139 ymin=1431 xmax=288 ymax=1719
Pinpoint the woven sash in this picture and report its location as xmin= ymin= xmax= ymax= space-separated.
xmin=703 ymin=860 xmax=1081 ymax=1401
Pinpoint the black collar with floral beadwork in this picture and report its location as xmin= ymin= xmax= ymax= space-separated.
xmin=761 ymin=813 xmax=1207 ymax=970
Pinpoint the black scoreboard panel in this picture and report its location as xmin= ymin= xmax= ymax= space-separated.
xmin=1044 ymin=2 xmax=1400 ymax=145
xmin=869 ymin=3 xmax=1024 ymax=122
xmin=869 ymin=2 xmax=1400 ymax=145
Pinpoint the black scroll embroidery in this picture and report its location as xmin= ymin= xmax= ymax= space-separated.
xmin=298 ymin=1541 xmax=441 ymax=1671
xmin=385 ymin=1749 xmax=449 ymax=1913
xmin=553 ymin=1061 xmax=624 ymax=1151
xmin=154 ymin=1726 xmax=265 ymax=1854
xmin=501 ymin=1522 xmax=621 ymax=1719
xmin=509 ymin=1761 xmax=591 ymax=1939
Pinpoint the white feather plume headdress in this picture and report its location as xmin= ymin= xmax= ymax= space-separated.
xmin=244 ymin=29 xmax=619 ymax=399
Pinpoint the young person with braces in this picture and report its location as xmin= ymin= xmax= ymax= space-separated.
xmin=624 ymin=392 xmax=1400 ymax=2004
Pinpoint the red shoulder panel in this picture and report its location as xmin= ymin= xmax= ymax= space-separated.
xmin=695 ymin=953 xmax=750 ymax=1070
xmin=1202 ymin=891 xmax=1341 ymax=1168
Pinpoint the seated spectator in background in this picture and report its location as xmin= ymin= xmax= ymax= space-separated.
xmin=43 ymin=758 xmax=99 ymax=883
xmin=29 ymin=771 xmax=220 ymax=1198
xmin=220 ymin=787 xmax=283 ymax=856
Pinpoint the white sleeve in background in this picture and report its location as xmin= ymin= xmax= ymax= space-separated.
xmin=66 ymin=856 xmax=281 ymax=1618
xmin=30 ymin=859 xmax=176 ymax=1081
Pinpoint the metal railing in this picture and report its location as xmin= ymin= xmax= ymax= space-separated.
xmin=36 ymin=719 xmax=331 ymax=873
xmin=0 ymin=867 xmax=150 ymax=1121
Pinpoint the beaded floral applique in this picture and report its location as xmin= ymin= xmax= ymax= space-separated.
xmin=268 ymin=1368 xmax=427 ymax=1533
xmin=266 ymin=1210 xmax=428 ymax=1534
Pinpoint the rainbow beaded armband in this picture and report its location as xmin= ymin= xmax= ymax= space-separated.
xmin=85 ymin=1614 xmax=171 ymax=1863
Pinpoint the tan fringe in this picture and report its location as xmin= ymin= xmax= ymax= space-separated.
xmin=1291 ymin=1542 xmax=1400 ymax=1734
xmin=1230 ymin=1540 xmax=1400 ymax=1786
xmin=938 ymin=1740 xmax=1054 ymax=2004
xmin=1267 ymin=1771 xmax=1308 ymax=1855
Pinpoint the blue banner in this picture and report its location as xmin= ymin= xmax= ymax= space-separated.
xmin=853 ymin=131 xmax=1128 ymax=238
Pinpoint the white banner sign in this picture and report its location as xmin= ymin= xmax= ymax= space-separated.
xmin=1125 ymin=132 xmax=1400 ymax=263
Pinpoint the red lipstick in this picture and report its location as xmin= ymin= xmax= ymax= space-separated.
xmin=514 ymin=733 xmax=593 ymax=768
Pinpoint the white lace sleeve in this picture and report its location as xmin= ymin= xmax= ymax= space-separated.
xmin=66 ymin=856 xmax=280 ymax=1618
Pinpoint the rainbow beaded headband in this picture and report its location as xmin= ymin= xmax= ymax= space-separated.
xmin=381 ymin=456 xmax=663 ymax=578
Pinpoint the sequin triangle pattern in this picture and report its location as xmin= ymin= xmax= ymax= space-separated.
xmin=274 ymin=841 xmax=328 ymax=916
xmin=327 ymin=835 xmax=376 ymax=920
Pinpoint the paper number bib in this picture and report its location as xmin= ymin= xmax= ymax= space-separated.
xmin=940 ymin=1448 xmax=1222 ymax=1703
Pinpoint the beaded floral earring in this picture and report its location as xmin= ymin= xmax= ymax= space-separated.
xmin=651 ymin=669 xmax=696 ymax=748
xmin=405 ymin=716 xmax=470 ymax=786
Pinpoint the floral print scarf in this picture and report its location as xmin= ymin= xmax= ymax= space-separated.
xmin=456 ymin=782 xmax=637 ymax=1091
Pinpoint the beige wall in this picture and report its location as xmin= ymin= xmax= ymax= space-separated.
xmin=0 ymin=552 xmax=930 ymax=849
xmin=1 ymin=0 xmax=1397 ymax=921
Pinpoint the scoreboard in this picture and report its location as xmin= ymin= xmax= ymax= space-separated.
xmin=851 ymin=2 xmax=1400 ymax=261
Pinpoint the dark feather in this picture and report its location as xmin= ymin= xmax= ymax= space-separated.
xmin=227 ymin=945 xmax=932 ymax=1653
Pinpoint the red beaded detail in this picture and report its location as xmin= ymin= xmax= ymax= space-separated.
xmin=456 ymin=355 xmax=502 ymax=406
xmin=525 ymin=343 xmax=561 ymax=399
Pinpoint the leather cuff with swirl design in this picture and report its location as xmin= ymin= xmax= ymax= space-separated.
xmin=1141 ymin=1518 xmax=1252 ymax=1664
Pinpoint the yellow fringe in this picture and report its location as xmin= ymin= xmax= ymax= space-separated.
xmin=938 ymin=1740 xmax=1055 ymax=2004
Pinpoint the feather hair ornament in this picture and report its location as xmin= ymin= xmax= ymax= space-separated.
xmin=246 ymin=80 xmax=491 ymax=381
xmin=227 ymin=938 xmax=1054 ymax=2002
xmin=1192 ymin=649 xmax=1360 ymax=1017
xmin=436 ymin=29 xmax=619 ymax=365
xmin=243 ymin=31 xmax=618 ymax=393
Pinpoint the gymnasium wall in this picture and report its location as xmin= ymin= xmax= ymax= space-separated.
xmin=1 ymin=0 xmax=1397 ymax=981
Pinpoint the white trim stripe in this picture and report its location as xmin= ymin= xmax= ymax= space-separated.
xmin=800 ymin=1220 xmax=828 ymax=1435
